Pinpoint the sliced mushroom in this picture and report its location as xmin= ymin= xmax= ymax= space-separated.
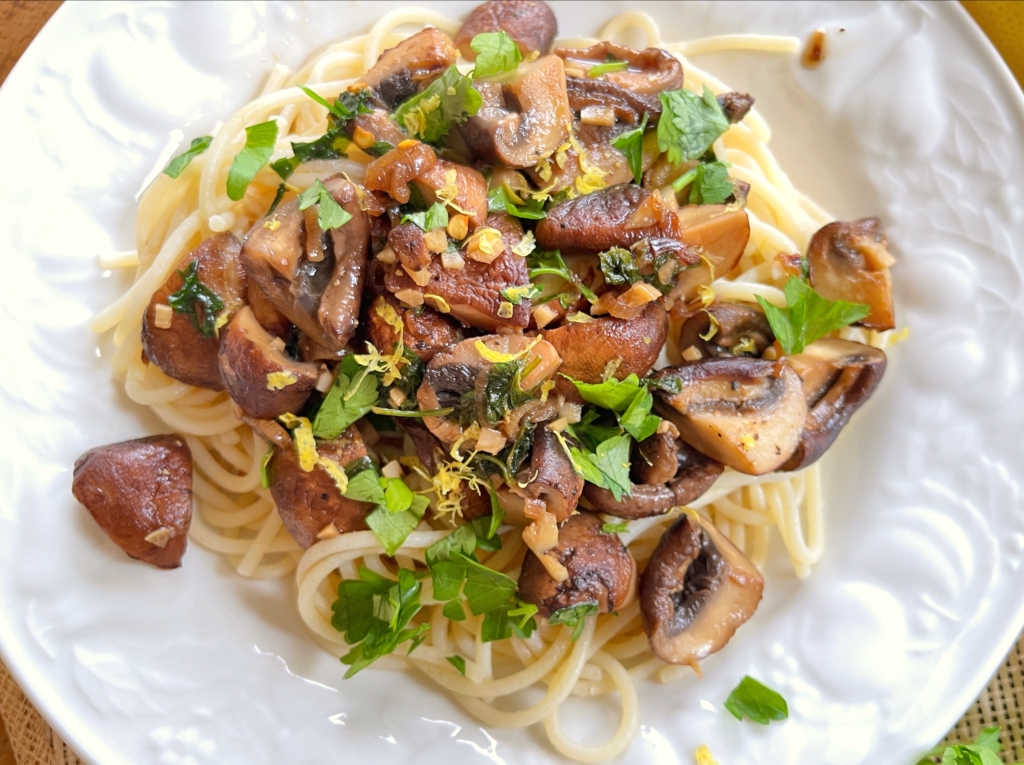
xmin=716 ymin=92 xmax=755 ymax=124
xmin=564 ymin=76 xmax=662 ymax=126
xmin=397 ymin=419 xmax=444 ymax=474
xmin=218 ymin=306 xmax=320 ymax=420
xmin=347 ymin=109 xmax=407 ymax=148
xmin=535 ymin=184 xmax=682 ymax=254
xmin=357 ymin=27 xmax=457 ymax=109
xmin=518 ymin=512 xmax=636 ymax=617
xmin=268 ymin=425 xmax=373 ymax=549
xmin=665 ymin=204 xmax=750 ymax=306
xmin=782 ymin=339 xmax=887 ymax=470
xmin=524 ymin=122 xmax=635 ymax=193
xmin=583 ymin=436 xmax=723 ymax=519
xmin=413 ymin=159 xmax=489 ymax=229
xmin=676 ymin=300 xmax=774 ymax=360
xmin=241 ymin=175 xmax=370 ymax=354
xmin=459 ymin=55 xmax=572 ymax=169
xmin=364 ymin=141 xmax=438 ymax=204
xmin=554 ymin=42 xmax=684 ymax=96
xmin=387 ymin=221 xmax=432 ymax=271
xmin=232 ymin=404 xmax=293 ymax=449
xmin=247 ymin=280 xmax=292 ymax=339
xmin=384 ymin=212 xmax=532 ymax=331
xmin=72 ymin=435 xmax=192 ymax=569
xmin=142 ymin=233 xmax=246 ymax=390
xmin=417 ymin=333 xmax=561 ymax=444
xmin=365 ymin=294 xmax=463 ymax=362
xmin=542 ymin=303 xmax=667 ymax=401
xmin=521 ymin=426 xmax=584 ymax=522
xmin=640 ymin=512 xmax=763 ymax=668
xmin=651 ymin=358 xmax=807 ymax=475
xmin=807 ymin=217 xmax=895 ymax=330
xmin=455 ymin=0 xmax=558 ymax=60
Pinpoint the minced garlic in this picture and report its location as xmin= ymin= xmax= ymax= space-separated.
xmin=153 ymin=303 xmax=173 ymax=329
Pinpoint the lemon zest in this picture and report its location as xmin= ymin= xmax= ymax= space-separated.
xmin=266 ymin=370 xmax=298 ymax=391
xmin=475 ymin=335 xmax=542 ymax=364
xmin=424 ymin=293 xmax=452 ymax=313
xmin=401 ymin=94 xmax=440 ymax=138
xmin=698 ymin=284 xmax=716 ymax=308
xmin=319 ymin=456 xmax=349 ymax=494
xmin=352 ymin=300 xmax=408 ymax=387
xmin=436 ymin=168 xmax=473 ymax=215
xmin=292 ymin=417 xmax=318 ymax=472
xmin=695 ymin=744 xmax=719 ymax=765
xmin=512 ymin=231 xmax=536 ymax=258
xmin=699 ymin=310 xmax=720 ymax=341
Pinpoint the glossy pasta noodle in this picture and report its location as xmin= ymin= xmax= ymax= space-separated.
xmin=91 ymin=7 xmax=894 ymax=761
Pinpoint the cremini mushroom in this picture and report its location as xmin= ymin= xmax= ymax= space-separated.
xmin=518 ymin=512 xmax=636 ymax=617
xmin=142 ymin=232 xmax=246 ymax=390
xmin=666 ymin=204 xmax=751 ymax=306
xmin=356 ymin=27 xmax=458 ymax=109
xmin=640 ymin=512 xmax=763 ymax=668
xmin=716 ymin=92 xmax=755 ymax=123
xmin=413 ymin=159 xmax=489 ymax=229
xmin=455 ymin=0 xmax=558 ymax=60
xmin=651 ymin=357 xmax=807 ymax=475
xmin=460 ymin=55 xmax=572 ymax=169
xmin=675 ymin=300 xmax=775 ymax=360
xmin=364 ymin=294 xmax=463 ymax=362
xmin=521 ymin=426 xmax=584 ymax=522
xmin=554 ymin=41 xmax=684 ymax=96
xmin=782 ymin=338 xmax=887 ymax=470
xmin=807 ymin=217 xmax=895 ymax=330
xmin=564 ymin=76 xmax=661 ymax=126
xmin=218 ymin=306 xmax=320 ymax=420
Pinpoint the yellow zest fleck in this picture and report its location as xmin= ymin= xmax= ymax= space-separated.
xmin=695 ymin=744 xmax=718 ymax=765
xmin=554 ymin=140 xmax=571 ymax=169
xmin=535 ymin=158 xmax=553 ymax=182
xmin=512 ymin=230 xmax=536 ymax=258
xmin=417 ymin=454 xmax=484 ymax=519
xmin=699 ymin=310 xmax=720 ymax=341
xmin=424 ymin=293 xmax=451 ymax=313
xmin=293 ymin=417 xmax=318 ymax=472
xmin=266 ymin=370 xmax=298 ymax=391
xmin=539 ymin=379 xmax=556 ymax=402
xmin=352 ymin=300 xmax=407 ymax=386
xmin=698 ymin=284 xmax=716 ymax=308
xmin=475 ymin=335 xmax=542 ymax=364
xmin=397 ymin=139 xmax=420 ymax=149
xmin=642 ymin=336 xmax=652 ymax=345
xmin=263 ymin=218 xmax=281 ymax=231
xmin=214 ymin=309 xmax=231 ymax=333
xmin=566 ymin=311 xmax=594 ymax=323
xmin=497 ymin=301 xmax=514 ymax=319
xmin=739 ymin=433 xmax=756 ymax=452
xmin=449 ymin=422 xmax=481 ymax=460
xmin=319 ymin=456 xmax=349 ymax=494
xmin=436 ymin=168 xmax=473 ymax=215
xmin=401 ymin=95 xmax=440 ymax=138
xmin=602 ymin=358 xmax=623 ymax=382
xmin=278 ymin=412 xmax=301 ymax=429
xmin=568 ymin=124 xmax=608 ymax=195
xmin=888 ymin=326 xmax=910 ymax=346
xmin=465 ymin=227 xmax=505 ymax=263
xmin=732 ymin=336 xmax=757 ymax=356
xmin=699 ymin=253 xmax=716 ymax=280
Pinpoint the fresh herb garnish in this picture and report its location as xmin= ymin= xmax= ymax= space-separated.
xmin=482 ymin=360 xmax=532 ymax=424
xmin=331 ymin=567 xmax=429 ymax=677
xmin=915 ymin=726 xmax=1007 ymax=765
xmin=527 ymin=249 xmax=597 ymax=302
xmin=670 ymin=160 xmax=734 ymax=206
xmin=500 ymin=283 xmax=542 ymax=305
xmin=548 ymin=601 xmax=599 ymax=640
xmin=471 ymin=31 xmax=522 ymax=78
xmin=570 ymin=373 xmax=647 ymax=412
xmin=487 ymin=184 xmax=547 ymax=220
xmin=599 ymin=247 xmax=642 ymax=287
xmin=723 ymin=676 xmax=789 ymax=725
xmin=446 ymin=655 xmax=467 ymax=675
xmin=343 ymin=459 xmax=429 ymax=555
xmin=226 ymin=120 xmax=278 ymax=201
xmin=297 ymin=178 xmax=353 ymax=231
xmin=657 ymin=85 xmax=730 ymax=165
xmin=568 ymin=433 xmax=632 ymax=501
xmin=589 ymin=57 xmax=630 ymax=78
xmin=611 ymin=113 xmax=649 ymax=184
xmin=394 ymin=65 xmax=482 ymax=143
xmin=271 ymin=129 xmax=352 ymax=181
xmin=312 ymin=355 xmax=380 ymax=439
xmin=163 ymin=136 xmax=212 ymax=179
xmin=259 ymin=446 xmax=274 ymax=489
xmin=755 ymin=276 xmax=870 ymax=355
xmin=402 ymin=202 xmax=449 ymax=231
xmin=167 ymin=260 xmax=224 ymax=337
xmin=601 ymin=522 xmax=629 ymax=534
xmin=618 ymin=386 xmax=661 ymax=441
xmin=298 ymin=84 xmax=372 ymax=123
xmin=265 ymin=183 xmax=287 ymax=216
xmin=597 ymin=242 xmax=680 ymax=296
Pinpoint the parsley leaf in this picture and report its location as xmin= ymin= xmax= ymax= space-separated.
xmin=657 ymin=85 xmax=729 ymax=165
xmin=343 ymin=465 xmax=387 ymax=505
xmin=570 ymin=434 xmax=632 ymax=501
xmin=312 ymin=356 xmax=380 ymax=439
xmin=167 ymin=260 xmax=224 ymax=338
xmin=611 ymin=113 xmax=649 ymax=184
xmin=471 ymin=31 xmax=522 ymax=78
xmin=297 ymin=178 xmax=353 ymax=231
xmin=689 ymin=161 xmax=734 ymax=205
xmin=446 ymin=655 xmax=467 ymax=675
xmin=548 ymin=601 xmax=599 ymax=640
xmin=589 ymin=58 xmax=630 ymax=77
xmin=601 ymin=522 xmax=629 ymax=534
xmin=527 ymin=249 xmax=597 ymax=302
xmin=487 ymin=185 xmax=547 ymax=219
xmin=226 ymin=120 xmax=278 ymax=201
xmin=483 ymin=360 xmax=532 ymax=424
xmin=458 ymin=552 xmax=518 ymax=615
xmin=754 ymin=276 xmax=870 ymax=355
xmin=723 ymin=676 xmax=789 ymax=725
xmin=271 ymin=128 xmax=352 ymax=181
xmin=366 ymin=493 xmax=429 ymax=556
xmin=619 ymin=388 xmax=661 ymax=442
xmin=394 ymin=65 xmax=482 ymax=143
xmin=163 ymin=136 xmax=212 ymax=178
xmin=599 ymin=246 xmax=642 ymax=287
xmin=570 ymin=409 xmax=622 ymax=452
xmin=569 ymin=373 xmax=646 ymax=412
xmin=265 ymin=183 xmax=287 ymax=217
xmin=500 ymin=283 xmax=542 ymax=305
xmin=916 ymin=727 xmax=1006 ymax=765
xmin=402 ymin=202 xmax=449 ymax=231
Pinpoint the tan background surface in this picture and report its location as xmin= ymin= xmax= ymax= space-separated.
xmin=1 ymin=1 xmax=1022 ymax=762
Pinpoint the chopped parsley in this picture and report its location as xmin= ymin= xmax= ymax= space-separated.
xmin=402 ymin=202 xmax=449 ymax=232
xmin=393 ymin=65 xmax=482 ymax=143
xmin=657 ymin=84 xmax=730 ymax=165
xmin=755 ymin=277 xmax=870 ymax=355
xmin=265 ymin=183 xmax=287 ymax=217
xmin=344 ymin=459 xmax=429 ymax=555
xmin=723 ymin=676 xmax=789 ymax=725
xmin=446 ymin=655 xmax=467 ymax=675
xmin=527 ymin=249 xmax=597 ymax=302
xmin=471 ymin=31 xmax=522 ymax=78
xmin=548 ymin=601 xmax=599 ymax=640
xmin=611 ymin=113 xmax=649 ymax=184
xmin=312 ymin=355 xmax=380 ymax=439
xmin=601 ymin=522 xmax=629 ymax=534
xmin=671 ymin=160 xmax=734 ymax=206
xmin=597 ymin=242 xmax=681 ymax=296
xmin=298 ymin=84 xmax=372 ymax=123
xmin=482 ymin=360 xmax=532 ymax=424
xmin=226 ymin=120 xmax=278 ymax=201
xmin=487 ymin=184 xmax=547 ymax=220
xmin=915 ymin=727 xmax=1005 ymax=765
xmin=568 ymin=434 xmax=632 ymax=501
xmin=167 ymin=260 xmax=224 ymax=338
xmin=588 ymin=57 xmax=630 ymax=78
xmin=499 ymin=283 xmax=542 ymax=305
xmin=297 ymin=178 xmax=353 ymax=231
xmin=163 ymin=136 xmax=212 ymax=179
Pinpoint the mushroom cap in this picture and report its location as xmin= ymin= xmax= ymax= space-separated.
xmin=640 ymin=512 xmax=763 ymax=667
xmin=522 ymin=426 xmax=584 ymax=522
xmin=413 ymin=159 xmax=490 ymax=230
xmin=72 ymin=435 xmax=193 ymax=569
xmin=564 ymin=76 xmax=662 ymax=126
xmin=652 ymin=358 xmax=808 ymax=475
xmin=675 ymin=300 xmax=775 ymax=360
xmin=554 ymin=41 xmax=683 ymax=96
xmin=364 ymin=294 xmax=463 ymax=363
xmin=357 ymin=27 xmax=457 ymax=109
xmin=665 ymin=205 xmax=750 ymax=307
xmin=218 ymin=306 xmax=320 ymax=420
xmin=517 ymin=511 xmax=637 ymax=617
xmin=782 ymin=338 xmax=887 ymax=470
xmin=455 ymin=0 xmax=558 ymax=61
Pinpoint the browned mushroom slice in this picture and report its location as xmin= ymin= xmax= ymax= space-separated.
xmin=782 ymin=339 xmax=887 ymax=470
xmin=542 ymin=303 xmax=667 ymax=401
xmin=535 ymin=184 xmax=682 ymax=254
xmin=521 ymin=426 xmax=584 ymax=522
xmin=666 ymin=204 xmax=750 ymax=306
xmin=232 ymin=404 xmax=293 ymax=449
xmin=357 ymin=27 xmax=457 ymax=109
xmin=676 ymin=300 xmax=774 ymax=360
xmin=347 ymin=109 xmax=407 ymax=148
xmin=268 ymin=426 xmax=373 ymax=549
xmin=564 ymin=76 xmax=662 ymax=126
xmin=524 ymin=123 xmax=635 ymax=193
xmin=459 ymin=55 xmax=572 ymax=169
xmin=142 ymin=233 xmax=246 ymax=390
xmin=364 ymin=141 xmax=438 ymax=204
xmin=364 ymin=294 xmax=463 ymax=363
xmin=247 ymin=281 xmax=292 ymax=339
xmin=717 ymin=92 xmax=755 ymax=124
xmin=241 ymin=174 xmax=370 ymax=354
xmin=218 ymin=306 xmax=320 ymax=420
xmin=518 ymin=512 xmax=636 ymax=617
xmin=384 ymin=213 xmax=532 ymax=331
xmin=651 ymin=357 xmax=807 ymax=475
xmin=455 ymin=0 xmax=558 ymax=60
xmin=413 ymin=159 xmax=489 ymax=229
xmin=583 ymin=436 xmax=723 ymax=519
xmin=555 ymin=42 xmax=684 ymax=96
xmin=640 ymin=512 xmax=763 ymax=668
xmin=72 ymin=435 xmax=193 ymax=569
xmin=387 ymin=221 xmax=432 ymax=272
xmin=807 ymin=217 xmax=895 ymax=330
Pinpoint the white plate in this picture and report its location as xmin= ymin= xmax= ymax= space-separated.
xmin=1 ymin=2 xmax=1023 ymax=764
